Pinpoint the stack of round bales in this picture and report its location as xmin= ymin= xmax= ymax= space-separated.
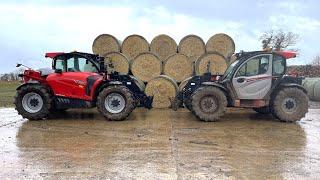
xmin=92 ymin=33 xmax=236 ymax=108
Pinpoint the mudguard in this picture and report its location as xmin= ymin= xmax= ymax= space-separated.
xmin=16 ymin=81 xmax=40 ymax=90
xmin=201 ymin=82 xmax=228 ymax=92
xmin=278 ymin=83 xmax=307 ymax=94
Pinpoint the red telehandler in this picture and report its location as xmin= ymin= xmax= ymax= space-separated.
xmin=14 ymin=51 xmax=152 ymax=120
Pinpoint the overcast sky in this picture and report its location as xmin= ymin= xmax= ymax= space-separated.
xmin=0 ymin=0 xmax=319 ymax=73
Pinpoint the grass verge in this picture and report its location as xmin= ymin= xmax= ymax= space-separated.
xmin=0 ymin=81 xmax=20 ymax=107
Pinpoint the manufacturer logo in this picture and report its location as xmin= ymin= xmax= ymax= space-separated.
xmin=74 ymin=80 xmax=86 ymax=86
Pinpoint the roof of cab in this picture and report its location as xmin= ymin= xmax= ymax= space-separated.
xmin=45 ymin=52 xmax=64 ymax=58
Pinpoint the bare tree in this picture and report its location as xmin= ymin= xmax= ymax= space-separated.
xmin=260 ymin=30 xmax=299 ymax=51
xmin=312 ymin=55 xmax=320 ymax=67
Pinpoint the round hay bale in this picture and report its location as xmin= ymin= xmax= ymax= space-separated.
xmin=102 ymin=52 xmax=129 ymax=75
xmin=121 ymin=34 xmax=149 ymax=60
xmin=150 ymin=34 xmax=177 ymax=61
xmin=178 ymin=35 xmax=206 ymax=63
xmin=145 ymin=75 xmax=178 ymax=108
xmin=130 ymin=52 xmax=162 ymax=82
xmin=92 ymin=34 xmax=120 ymax=55
xmin=163 ymin=53 xmax=194 ymax=82
xmin=178 ymin=77 xmax=192 ymax=91
xmin=130 ymin=75 xmax=146 ymax=91
xmin=206 ymin=33 xmax=235 ymax=59
xmin=195 ymin=52 xmax=228 ymax=75
xmin=302 ymin=78 xmax=320 ymax=100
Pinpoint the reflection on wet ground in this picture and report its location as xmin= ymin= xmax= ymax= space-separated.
xmin=0 ymin=108 xmax=320 ymax=179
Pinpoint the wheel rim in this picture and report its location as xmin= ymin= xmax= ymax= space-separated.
xmin=22 ymin=92 xmax=44 ymax=113
xmin=281 ymin=97 xmax=297 ymax=113
xmin=105 ymin=93 xmax=126 ymax=113
xmin=199 ymin=95 xmax=218 ymax=114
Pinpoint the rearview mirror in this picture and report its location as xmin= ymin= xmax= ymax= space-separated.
xmin=55 ymin=69 xmax=62 ymax=73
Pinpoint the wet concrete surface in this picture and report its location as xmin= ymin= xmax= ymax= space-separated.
xmin=0 ymin=107 xmax=320 ymax=179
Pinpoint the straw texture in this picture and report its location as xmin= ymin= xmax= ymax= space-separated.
xmin=92 ymin=34 xmax=120 ymax=56
xmin=102 ymin=52 xmax=130 ymax=75
xmin=195 ymin=52 xmax=228 ymax=75
xmin=145 ymin=75 xmax=178 ymax=108
xmin=130 ymin=52 xmax=162 ymax=82
xmin=121 ymin=34 xmax=149 ymax=60
xmin=178 ymin=35 xmax=206 ymax=62
xmin=206 ymin=33 xmax=235 ymax=59
xmin=163 ymin=53 xmax=194 ymax=82
xmin=150 ymin=34 xmax=177 ymax=61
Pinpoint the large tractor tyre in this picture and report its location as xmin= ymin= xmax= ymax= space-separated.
xmin=97 ymin=85 xmax=134 ymax=121
xmin=253 ymin=106 xmax=270 ymax=114
xmin=270 ymin=87 xmax=308 ymax=122
xmin=191 ymin=86 xmax=227 ymax=122
xmin=14 ymin=84 xmax=52 ymax=120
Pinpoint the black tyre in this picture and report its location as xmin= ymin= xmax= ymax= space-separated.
xmin=191 ymin=86 xmax=227 ymax=122
xmin=14 ymin=84 xmax=52 ymax=120
xmin=253 ymin=106 xmax=270 ymax=114
xmin=97 ymin=85 xmax=134 ymax=121
xmin=270 ymin=87 xmax=308 ymax=122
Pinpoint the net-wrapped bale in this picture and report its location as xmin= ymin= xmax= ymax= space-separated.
xmin=121 ymin=34 xmax=149 ymax=60
xmin=195 ymin=52 xmax=228 ymax=75
xmin=130 ymin=52 xmax=162 ymax=82
xmin=150 ymin=34 xmax=177 ymax=61
xmin=130 ymin=75 xmax=146 ymax=91
xmin=163 ymin=53 xmax=194 ymax=82
xmin=145 ymin=75 xmax=178 ymax=108
xmin=102 ymin=52 xmax=129 ymax=75
xmin=178 ymin=77 xmax=192 ymax=91
xmin=302 ymin=78 xmax=320 ymax=101
xmin=178 ymin=35 xmax=206 ymax=63
xmin=206 ymin=33 xmax=235 ymax=59
xmin=92 ymin=34 xmax=121 ymax=56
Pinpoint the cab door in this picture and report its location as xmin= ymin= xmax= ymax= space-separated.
xmin=232 ymin=54 xmax=272 ymax=99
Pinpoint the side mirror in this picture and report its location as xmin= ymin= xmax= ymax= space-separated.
xmin=55 ymin=69 xmax=62 ymax=73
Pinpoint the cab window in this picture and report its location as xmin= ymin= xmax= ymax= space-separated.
xmin=54 ymin=55 xmax=98 ymax=73
xmin=236 ymin=55 xmax=270 ymax=77
xmin=67 ymin=57 xmax=98 ymax=72
xmin=273 ymin=55 xmax=286 ymax=76
xmin=55 ymin=59 xmax=66 ymax=72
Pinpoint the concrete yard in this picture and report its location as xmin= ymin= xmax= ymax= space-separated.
xmin=0 ymin=107 xmax=320 ymax=179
